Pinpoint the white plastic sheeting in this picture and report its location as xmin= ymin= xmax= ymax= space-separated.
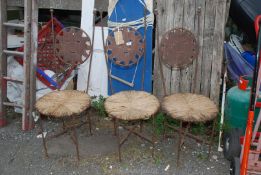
xmin=7 ymin=56 xmax=75 ymax=113
xmin=77 ymin=0 xmax=153 ymax=97
xmin=77 ymin=27 xmax=108 ymax=97
xmin=77 ymin=0 xmax=108 ymax=97
xmin=7 ymin=20 xmax=24 ymax=49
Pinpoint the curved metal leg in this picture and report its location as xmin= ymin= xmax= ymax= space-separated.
xmin=39 ymin=116 xmax=48 ymax=158
xmin=62 ymin=119 xmax=66 ymax=131
xmin=116 ymin=119 xmax=122 ymax=162
xmin=140 ymin=120 xmax=143 ymax=133
xmin=163 ymin=116 xmax=167 ymax=140
xmin=70 ymin=127 xmax=80 ymax=161
xmin=113 ymin=118 xmax=117 ymax=136
xmin=177 ymin=121 xmax=183 ymax=167
xmin=176 ymin=122 xmax=190 ymax=167
xmin=152 ymin=115 xmax=155 ymax=159
xmin=208 ymin=118 xmax=217 ymax=158
xmin=87 ymin=114 xmax=92 ymax=136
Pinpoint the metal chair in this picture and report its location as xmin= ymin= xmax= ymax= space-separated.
xmin=102 ymin=24 xmax=160 ymax=161
xmin=35 ymin=26 xmax=94 ymax=161
xmin=156 ymin=22 xmax=218 ymax=166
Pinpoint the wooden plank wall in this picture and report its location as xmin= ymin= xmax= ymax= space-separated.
xmin=7 ymin=0 xmax=109 ymax=12
xmin=7 ymin=0 xmax=82 ymax=10
xmin=153 ymin=0 xmax=231 ymax=104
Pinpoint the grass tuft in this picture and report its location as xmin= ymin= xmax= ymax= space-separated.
xmin=92 ymin=95 xmax=107 ymax=117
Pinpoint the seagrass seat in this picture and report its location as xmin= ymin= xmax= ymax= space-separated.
xmin=105 ymin=91 xmax=160 ymax=121
xmin=104 ymin=91 xmax=160 ymax=161
xmin=162 ymin=93 xmax=218 ymax=123
xmin=36 ymin=89 xmax=92 ymax=161
xmin=161 ymin=92 xmax=218 ymax=166
xmin=36 ymin=90 xmax=91 ymax=118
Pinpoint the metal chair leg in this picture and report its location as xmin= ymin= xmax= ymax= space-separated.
xmin=62 ymin=119 xmax=66 ymax=131
xmin=70 ymin=127 xmax=80 ymax=161
xmin=163 ymin=117 xmax=167 ymax=140
xmin=39 ymin=117 xmax=48 ymax=158
xmin=208 ymin=118 xmax=217 ymax=158
xmin=87 ymin=114 xmax=92 ymax=136
xmin=116 ymin=119 xmax=122 ymax=162
xmin=113 ymin=117 xmax=157 ymax=162
xmin=177 ymin=122 xmax=190 ymax=167
xmin=177 ymin=121 xmax=183 ymax=167
xmin=152 ymin=115 xmax=155 ymax=159
xmin=140 ymin=120 xmax=143 ymax=133
xmin=113 ymin=118 xmax=117 ymax=136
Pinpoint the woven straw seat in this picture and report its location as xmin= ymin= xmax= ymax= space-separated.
xmin=36 ymin=90 xmax=91 ymax=118
xmin=105 ymin=91 xmax=160 ymax=120
xmin=162 ymin=93 xmax=218 ymax=122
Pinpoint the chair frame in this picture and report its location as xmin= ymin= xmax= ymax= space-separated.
xmin=101 ymin=6 xmax=157 ymax=161
xmin=155 ymin=10 xmax=217 ymax=166
xmin=112 ymin=116 xmax=156 ymax=162
xmin=37 ymin=13 xmax=95 ymax=161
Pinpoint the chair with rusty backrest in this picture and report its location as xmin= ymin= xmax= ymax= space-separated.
xmin=156 ymin=24 xmax=218 ymax=166
xmin=102 ymin=26 xmax=160 ymax=162
xmin=35 ymin=27 xmax=94 ymax=161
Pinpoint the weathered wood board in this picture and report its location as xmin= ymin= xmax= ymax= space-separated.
xmin=7 ymin=0 xmax=108 ymax=11
xmin=7 ymin=0 xmax=82 ymax=10
xmin=153 ymin=0 xmax=231 ymax=104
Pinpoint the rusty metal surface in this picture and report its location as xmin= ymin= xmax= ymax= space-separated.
xmin=165 ymin=118 xmax=216 ymax=166
xmin=113 ymin=117 xmax=155 ymax=162
xmin=39 ymin=113 xmax=92 ymax=161
xmin=55 ymin=27 xmax=92 ymax=65
xmin=38 ymin=34 xmax=75 ymax=89
xmin=159 ymin=28 xmax=199 ymax=69
xmin=106 ymin=27 xmax=144 ymax=67
xmin=38 ymin=33 xmax=62 ymax=72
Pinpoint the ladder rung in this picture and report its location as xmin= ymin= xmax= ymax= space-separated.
xmin=3 ymin=76 xmax=23 ymax=84
xmin=249 ymin=150 xmax=261 ymax=154
xmin=252 ymin=142 xmax=259 ymax=146
xmin=3 ymin=102 xmax=23 ymax=108
xmin=3 ymin=50 xmax=24 ymax=56
xmin=3 ymin=22 xmax=25 ymax=28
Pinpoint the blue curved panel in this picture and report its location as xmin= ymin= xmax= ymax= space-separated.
xmin=108 ymin=0 xmax=153 ymax=94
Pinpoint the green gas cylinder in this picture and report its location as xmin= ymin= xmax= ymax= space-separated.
xmin=224 ymin=86 xmax=260 ymax=131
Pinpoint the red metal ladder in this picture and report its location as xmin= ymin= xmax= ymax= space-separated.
xmin=240 ymin=15 xmax=261 ymax=175
xmin=0 ymin=0 xmax=38 ymax=130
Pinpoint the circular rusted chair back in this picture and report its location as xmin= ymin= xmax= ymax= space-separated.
xmin=159 ymin=28 xmax=199 ymax=69
xmin=55 ymin=27 xmax=92 ymax=65
xmin=106 ymin=27 xmax=145 ymax=67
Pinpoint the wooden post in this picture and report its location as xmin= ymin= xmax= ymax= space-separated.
xmin=0 ymin=0 xmax=39 ymax=130
xmin=0 ymin=0 xmax=8 ymax=127
xmin=28 ymin=0 xmax=38 ymax=130
xmin=22 ymin=0 xmax=33 ymax=130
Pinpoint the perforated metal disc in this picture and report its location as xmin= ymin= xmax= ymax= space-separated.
xmin=106 ymin=27 xmax=144 ymax=67
xmin=159 ymin=28 xmax=199 ymax=69
xmin=55 ymin=27 xmax=92 ymax=65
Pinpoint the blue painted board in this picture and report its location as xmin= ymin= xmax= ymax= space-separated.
xmin=108 ymin=0 xmax=153 ymax=94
